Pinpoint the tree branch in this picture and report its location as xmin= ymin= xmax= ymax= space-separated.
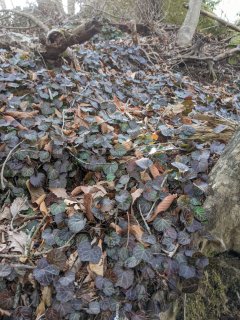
xmin=184 ymin=4 xmax=240 ymax=33
xmin=0 ymin=9 xmax=49 ymax=32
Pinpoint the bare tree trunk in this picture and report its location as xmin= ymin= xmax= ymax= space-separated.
xmin=0 ymin=0 xmax=6 ymax=10
xmin=68 ymin=0 xmax=75 ymax=15
xmin=177 ymin=0 xmax=202 ymax=47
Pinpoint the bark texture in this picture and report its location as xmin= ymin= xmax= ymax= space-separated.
xmin=177 ymin=0 xmax=202 ymax=47
xmin=204 ymin=127 xmax=240 ymax=254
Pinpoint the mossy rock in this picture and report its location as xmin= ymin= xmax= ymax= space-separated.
xmin=182 ymin=254 xmax=240 ymax=320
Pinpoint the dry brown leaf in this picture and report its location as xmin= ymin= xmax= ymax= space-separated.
xmin=3 ymin=115 xmax=28 ymax=130
xmin=147 ymin=194 xmax=178 ymax=222
xmin=26 ymin=180 xmax=46 ymax=204
xmin=4 ymin=110 xmax=39 ymax=119
xmin=49 ymin=188 xmax=69 ymax=199
xmin=122 ymin=140 xmax=133 ymax=151
xmin=131 ymin=189 xmax=143 ymax=204
xmin=71 ymin=186 xmax=82 ymax=196
xmin=140 ymin=171 xmax=152 ymax=182
xmin=149 ymin=164 xmax=161 ymax=179
xmin=44 ymin=140 xmax=52 ymax=153
xmin=10 ymin=197 xmax=29 ymax=218
xmin=39 ymin=201 xmax=49 ymax=216
xmin=35 ymin=194 xmax=46 ymax=206
xmin=110 ymin=222 xmax=124 ymax=235
xmin=0 ymin=205 xmax=11 ymax=221
xmin=83 ymin=193 xmax=95 ymax=222
xmin=101 ymin=122 xmax=114 ymax=134
xmin=8 ymin=230 xmax=27 ymax=254
xmin=89 ymin=240 xmax=106 ymax=276
xmin=129 ymin=224 xmax=145 ymax=244
xmin=36 ymin=286 xmax=52 ymax=319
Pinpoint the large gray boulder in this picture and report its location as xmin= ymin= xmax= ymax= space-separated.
xmin=204 ymin=127 xmax=240 ymax=254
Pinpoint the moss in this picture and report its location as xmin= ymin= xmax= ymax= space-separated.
xmin=184 ymin=255 xmax=240 ymax=320
xmin=186 ymin=268 xmax=227 ymax=320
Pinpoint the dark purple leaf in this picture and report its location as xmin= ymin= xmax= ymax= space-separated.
xmin=179 ymin=263 xmax=196 ymax=279
xmin=133 ymin=244 xmax=152 ymax=262
xmin=77 ymin=239 xmax=102 ymax=264
xmin=30 ymin=172 xmax=46 ymax=187
xmin=33 ymin=258 xmax=59 ymax=286
xmin=178 ymin=231 xmax=191 ymax=245
xmin=0 ymin=264 xmax=13 ymax=277
xmin=68 ymin=213 xmax=86 ymax=233
xmin=87 ymin=301 xmax=100 ymax=314
xmin=115 ymin=268 xmax=134 ymax=289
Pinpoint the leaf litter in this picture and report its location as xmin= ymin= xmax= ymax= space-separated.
xmin=0 ymin=28 xmax=239 ymax=319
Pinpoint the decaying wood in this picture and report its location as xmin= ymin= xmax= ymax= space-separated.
xmin=184 ymin=4 xmax=240 ymax=33
xmin=44 ymin=19 xmax=102 ymax=59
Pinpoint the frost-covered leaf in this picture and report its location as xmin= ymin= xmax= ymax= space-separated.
xmin=115 ymin=268 xmax=134 ymax=289
xmin=77 ymin=239 xmax=102 ymax=263
xmin=33 ymin=258 xmax=59 ymax=286
xmin=87 ymin=301 xmax=100 ymax=314
xmin=133 ymin=244 xmax=152 ymax=262
xmin=178 ymin=231 xmax=191 ymax=245
xmin=153 ymin=217 xmax=171 ymax=232
xmin=68 ymin=213 xmax=86 ymax=233
xmin=0 ymin=265 xmax=13 ymax=277
xmin=115 ymin=190 xmax=132 ymax=211
xmin=135 ymin=158 xmax=153 ymax=169
xmin=50 ymin=202 xmax=66 ymax=215
xmin=179 ymin=263 xmax=196 ymax=279
xmin=124 ymin=256 xmax=141 ymax=268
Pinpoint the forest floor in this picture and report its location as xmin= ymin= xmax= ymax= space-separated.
xmin=0 ymin=26 xmax=239 ymax=320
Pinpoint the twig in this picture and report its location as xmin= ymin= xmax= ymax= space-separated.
xmin=13 ymin=281 xmax=22 ymax=309
xmin=33 ymin=233 xmax=76 ymax=256
xmin=1 ymin=140 xmax=24 ymax=190
xmin=139 ymin=204 xmax=152 ymax=234
xmin=183 ymin=293 xmax=187 ymax=320
xmin=26 ymin=216 xmax=47 ymax=257
xmin=0 ymin=253 xmax=22 ymax=258
xmin=126 ymin=212 xmax=130 ymax=247
xmin=145 ymin=200 xmax=158 ymax=221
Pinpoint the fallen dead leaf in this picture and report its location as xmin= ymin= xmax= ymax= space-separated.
xmin=10 ymin=197 xmax=29 ymax=218
xmin=26 ymin=180 xmax=46 ymax=204
xmin=49 ymin=188 xmax=69 ymax=199
xmin=147 ymin=194 xmax=178 ymax=222
xmin=149 ymin=164 xmax=161 ymax=179
xmin=8 ymin=230 xmax=28 ymax=254
xmin=83 ymin=193 xmax=95 ymax=222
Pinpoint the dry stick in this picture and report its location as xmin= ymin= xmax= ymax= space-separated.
xmin=0 ymin=140 xmax=24 ymax=190
xmin=26 ymin=215 xmax=47 ymax=258
xmin=0 ymin=25 xmax=39 ymax=29
xmin=139 ymin=204 xmax=152 ymax=235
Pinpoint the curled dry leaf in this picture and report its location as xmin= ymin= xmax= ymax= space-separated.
xmin=36 ymin=286 xmax=52 ymax=319
xmin=149 ymin=164 xmax=161 ymax=179
xmin=89 ymin=241 xmax=106 ymax=277
xmin=49 ymin=188 xmax=69 ymax=199
xmin=26 ymin=180 xmax=46 ymax=204
xmin=83 ymin=193 xmax=95 ymax=222
xmin=110 ymin=222 xmax=123 ymax=235
xmin=147 ymin=194 xmax=178 ymax=222
xmin=3 ymin=115 xmax=28 ymax=130
xmin=10 ymin=197 xmax=29 ymax=218
xmin=40 ymin=201 xmax=49 ymax=216
xmin=4 ymin=110 xmax=39 ymax=119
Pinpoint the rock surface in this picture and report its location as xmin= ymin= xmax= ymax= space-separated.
xmin=204 ymin=127 xmax=240 ymax=254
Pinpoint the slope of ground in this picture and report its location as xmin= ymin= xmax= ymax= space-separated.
xmin=0 ymin=32 xmax=239 ymax=320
